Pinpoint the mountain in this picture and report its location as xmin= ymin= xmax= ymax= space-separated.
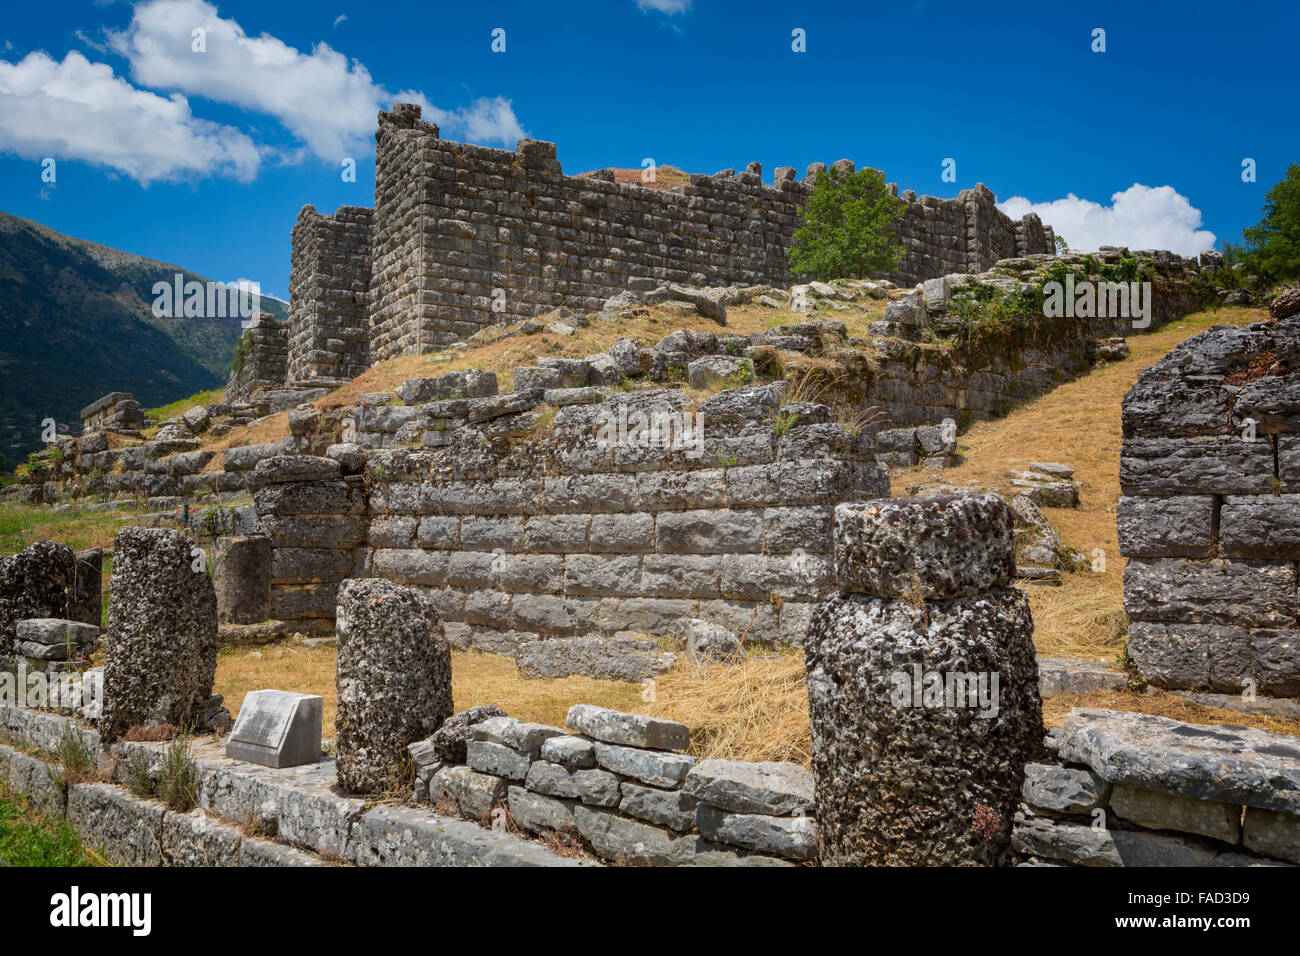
xmin=0 ymin=211 xmax=287 ymax=471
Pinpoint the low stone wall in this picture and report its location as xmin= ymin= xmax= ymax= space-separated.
xmin=864 ymin=248 xmax=1217 ymax=429
xmin=359 ymin=384 xmax=888 ymax=654
xmin=1119 ymin=304 xmax=1300 ymax=695
xmin=415 ymin=705 xmax=812 ymax=865
xmin=1014 ymin=708 xmax=1300 ymax=866
xmin=0 ymin=705 xmax=578 ymax=867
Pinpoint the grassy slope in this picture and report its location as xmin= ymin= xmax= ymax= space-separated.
xmin=0 ymin=786 xmax=101 ymax=866
xmin=890 ymin=303 xmax=1267 ymax=661
xmin=0 ymin=210 xmax=285 ymax=470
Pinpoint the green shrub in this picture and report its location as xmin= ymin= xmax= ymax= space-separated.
xmin=1241 ymin=163 xmax=1300 ymax=283
xmin=788 ymin=166 xmax=905 ymax=280
xmin=723 ymin=358 xmax=755 ymax=389
xmin=55 ymin=724 xmax=95 ymax=783
xmin=121 ymin=748 xmax=154 ymax=799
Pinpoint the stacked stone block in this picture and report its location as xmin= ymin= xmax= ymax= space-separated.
xmin=362 ymin=384 xmax=889 ymax=654
xmin=1119 ymin=313 xmax=1300 ymax=695
xmin=288 ymin=204 xmax=373 ymax=385
xmin=804 ymin=494 xmax=1043 ymax=865
xmin=251 ymin=455 xmax=367 ymax=632
xmin=13 ymin=619 xmax=98 ymax=675
xmin=413 ymin=704 xmax=814 ymax=864
xmin=1015 ymin=708 xmax=1300 ymax=865
xmin=79 ymin=392 xmax=145 ymax=433
xmin=226 ymin=315 xmax=288 ymax=402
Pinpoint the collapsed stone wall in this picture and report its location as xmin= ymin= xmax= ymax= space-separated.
xmin=288 ymin=204 xmax=373 ymax=385
xmin=1119 ymin=304 xmax=1300 ymax=696
xmin=289 ymin=103 xmax=1054 ymax=378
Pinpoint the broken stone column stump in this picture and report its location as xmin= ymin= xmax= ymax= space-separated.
xmin=101 ymin=527 xmax=219 ymax=742
xmin=0 ymin=540 xmax=76 ymax=656
xmin=335 ymin=579 xmax=454 ymax=794
xmin=805 ymin=494 xmax=1043 ymax=866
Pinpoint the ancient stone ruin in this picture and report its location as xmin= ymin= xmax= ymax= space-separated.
xmin=805 ymin=495 xmax=1043 ymax=865
xmin=100 ymin=527 xmax=219 ymax=742
xmin=1120 ymin=291 xmax=1300 ymax=696
xmin=2 ymin=100 xmax=1297 ymax=871
xmin=261 ymin=103 xmax=1055 ymax=390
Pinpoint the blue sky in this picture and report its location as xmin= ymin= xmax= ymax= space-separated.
xmin=0 ymin=0 xmax=1294 ymax=298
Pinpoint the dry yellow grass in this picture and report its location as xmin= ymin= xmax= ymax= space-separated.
xmin=215 ymin=644 xmax=644 ymax=739
xmin=891 ymin=304 xmax=1268 ymax=661
xmin=213 ymin=641 xmax=811 ymax=762
xmin=644 ymin=652 xmax=812 ymax=764
xmin=1042 ymin=688 xmax=1300 ymax=737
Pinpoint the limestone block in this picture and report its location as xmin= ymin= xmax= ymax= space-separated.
xmin=1111 ymin=784 xmax=1241 ymax=844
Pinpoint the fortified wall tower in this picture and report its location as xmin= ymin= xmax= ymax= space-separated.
xmin=285 ymin=103 xmax=1054 ymax=386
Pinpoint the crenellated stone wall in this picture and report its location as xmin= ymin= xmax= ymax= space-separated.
xmin=285 ymin=103 xmax=1055 ymax=381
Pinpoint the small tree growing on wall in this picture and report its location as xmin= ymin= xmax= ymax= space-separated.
xmin=788 ymin=166 xmax=905 ymax=281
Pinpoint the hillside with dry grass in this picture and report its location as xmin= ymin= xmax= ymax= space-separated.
xmin=9 ymin=299 xmax=1296 ymax=766
xmin=204 ymin=301 xmax=1300 ymax=764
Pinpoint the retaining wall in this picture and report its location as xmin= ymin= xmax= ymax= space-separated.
xmin=1119 ymin=314 xmax=1300 ymax=695
xmin=1015 ymin=708 xmax=1300 ymax=866
xmin=357 ymin=384 xmax=889 ymax=654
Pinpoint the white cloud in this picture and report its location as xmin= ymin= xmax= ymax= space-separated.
xmin=433 ymin=96 xmax=525 ymax=146
xmin=637 ymin=0 xmax=692 ymax=14
xmin=0 ymin=50 xmax=260 ymax=185
xmin=107 ymin=0 xmax=525 ymax=159
xmin=999 ymin=184 xmax=1216 ymax=256
xmin=332 ymin=14 xmax=348 ymax=29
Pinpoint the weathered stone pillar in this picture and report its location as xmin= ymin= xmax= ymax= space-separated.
xmin=211 ymin=535 xmax=273 ymax=624
xmin=101 ymin=527 xmax=218 ymax=742
xmin=0 ymin=540 xmax=75 ymax=657
xmin=804 ymin=494 xmax=1043 ymax=866
xmin=335 ymin=578 xmax=453 ymax=794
